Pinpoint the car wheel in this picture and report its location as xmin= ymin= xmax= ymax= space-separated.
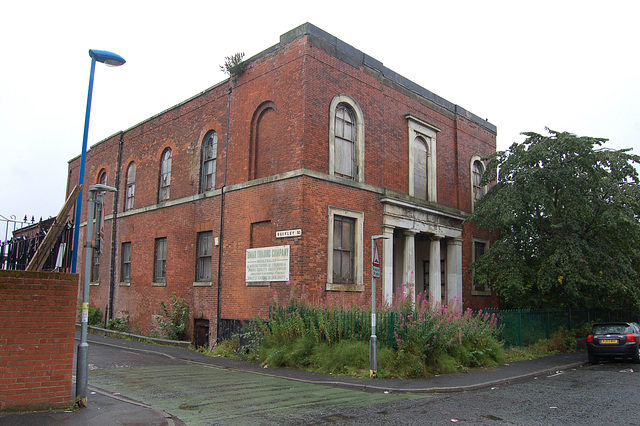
xmin=588 ymin=352 xmax=599 ymax=365
xmin=633 ymin=347 xmax=640 ymax=364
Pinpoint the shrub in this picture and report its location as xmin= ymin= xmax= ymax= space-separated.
xmin=107 ymin=316 xmax=130 ymax=333
xmin=88 ymin=307 xmax=102 ymax=327
xmin=212 ymin=338 xmax=241 ymax=358
xmin=156 ymin=292 xmax=189 ymax=341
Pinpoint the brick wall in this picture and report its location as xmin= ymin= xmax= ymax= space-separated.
xmin=64 ymin=24 xmax=499 ymax=343
xmin=0 ymin=271 xmax=78 ymax=411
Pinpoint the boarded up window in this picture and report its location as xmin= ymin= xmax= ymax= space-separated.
xmin=413 ymin=136 xmax=428 ymax=199
xmin=473 ymin=160 xmax=484 ymax=203
xmin=334 ymin=106 xmax=356 ymax=179
xmin=251 ymin=221 xmax=271 ymax=248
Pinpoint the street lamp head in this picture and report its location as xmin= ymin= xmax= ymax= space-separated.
xmin=89 ymin=184 xmax=118 ymax=193
xmin=89 ymin=49 xmax=126 ymax=67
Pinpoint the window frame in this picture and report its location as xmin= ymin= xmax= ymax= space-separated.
xmin=332 ymin=215 xmax=356 ymax=284
xmin=412 ymin=135 xmax=429 ymax=200
xmin=201 ymin=132 xmax=217 ymax=193
xmin=326 ymin=206 xmax=364 ymax=291
xmin=471 ymin=156 xmax=486 ymax=211
xmin=196 ymin=231 xmax=213 ymax=283
xmin=158 ymin=148 xmax=172 ymax=202
xmin=328 ymin=95 xmax=365 ymax=182
xmin=406 ymin=114 xmax=439 ymax=202
xmin=125 ymin=162 xmax=136 ymax=211
xmin=153 ymin=237 xmax=167 ymax=284
xmin=471 ymin=237 xmax=491 ymax=296
xmin=121 ymin=242 xmax=131 ymax=284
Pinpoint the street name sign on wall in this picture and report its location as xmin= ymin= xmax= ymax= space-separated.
xmin=276 ymin=229 xmax=302 ymax=238
xmin=246 ymin=245 xmax=290 ymax=282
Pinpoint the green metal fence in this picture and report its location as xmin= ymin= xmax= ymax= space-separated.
xmin=268 ymin=306 xmax=397 ymax=348
xmin=486 ymin=307 xmax=639 ymax=347
xmin=268 ymin=306 xmax=639 ymax=349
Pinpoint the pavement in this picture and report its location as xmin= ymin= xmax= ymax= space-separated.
xmin=0 ymin=334 xmax=587 ymax=425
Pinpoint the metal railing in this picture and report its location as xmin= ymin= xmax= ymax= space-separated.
xmin=0 ymin=223 xmax=73 ymax=271
xmin=486 ymin=307 xmax=639 ymax=347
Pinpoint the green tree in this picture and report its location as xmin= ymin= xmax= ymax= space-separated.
xmin=467 ymin=129 xmax=640 ymax=309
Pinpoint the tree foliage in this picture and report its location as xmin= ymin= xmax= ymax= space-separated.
xmin=467 ymin=129 xmax=640 ymax=309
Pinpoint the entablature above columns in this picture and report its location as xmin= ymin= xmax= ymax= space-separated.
xmin=380 ymin=196 xmax=464 ymax=239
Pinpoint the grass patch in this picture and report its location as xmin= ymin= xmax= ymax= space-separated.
xmin=505 ymin=328 xmax=583 ymax=362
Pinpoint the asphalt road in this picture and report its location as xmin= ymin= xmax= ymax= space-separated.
xmin=337 ymin=362 xmax=640 ymax=425
xmin=87 ymin=341 xmax=639 ymax=425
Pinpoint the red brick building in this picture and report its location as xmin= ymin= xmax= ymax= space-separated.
xmin=67 ymin=23 xmax=498 ymax=346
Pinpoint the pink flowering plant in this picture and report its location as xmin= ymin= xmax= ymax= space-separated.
xmin=247 ymin=283 xmax=504 ymax=378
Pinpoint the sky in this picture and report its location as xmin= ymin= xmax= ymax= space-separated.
xmin=1 ymin=0 xmax=639 ymax=231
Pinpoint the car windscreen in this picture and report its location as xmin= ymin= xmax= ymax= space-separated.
xmin=592 ymin=325 xmax=628 ymax=335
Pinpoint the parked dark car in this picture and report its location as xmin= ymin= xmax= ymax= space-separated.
xmin=587 ymin=322 xmax=640 ymax=364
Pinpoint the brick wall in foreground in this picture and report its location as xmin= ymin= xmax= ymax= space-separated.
xmin=0 ymin=271 xmax=78 ymax=411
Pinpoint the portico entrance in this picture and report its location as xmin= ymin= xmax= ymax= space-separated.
xmin=380 ymin=196 xmax=464 ymax=309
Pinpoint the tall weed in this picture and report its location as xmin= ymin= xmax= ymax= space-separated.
xmin=254 ymin=285 xmax=504 ymax=378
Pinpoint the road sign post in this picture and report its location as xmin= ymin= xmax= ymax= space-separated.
xmin=370 ymin=234 xmax=388 ymax=378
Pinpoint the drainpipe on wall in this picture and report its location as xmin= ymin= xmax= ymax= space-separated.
xmin=108 ymin=132 xmax=124 ymax=321
xmin=453 ymin=112 xmax=460 ymax=209
xmin=216 ymin=84 xmax=232 ymax=343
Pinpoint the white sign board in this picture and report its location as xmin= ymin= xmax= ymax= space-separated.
xmin=246 ymin=245 xmax=290 ymax=282
xmin=276 ymin=229 xmax=302 ymax=238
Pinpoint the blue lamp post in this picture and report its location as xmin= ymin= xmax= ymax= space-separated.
xmin=71 ymin=49 xmax=125 ymax=273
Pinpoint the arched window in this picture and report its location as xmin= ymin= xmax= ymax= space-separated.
xmin=201 ymin=132 xmax=217 ymax=192
xmin=125 ymin=162 xmax=136 ymax=211
xmin=329 ymin=95 xmax=364 ymax=182
xmin=406 ymin=114 xmax=439 ymax=202
xmin=334 ymin=105 xmax=356 ymax=179
xmin=412 ymin=136 xmax=428 ymax=200
xmin=159 ymin=148 xmax=172 ymax=202
xmin=472 ymin=159 xmax=485 ymax=207
xmin=97 ymin=169 xmax=107 ymax=186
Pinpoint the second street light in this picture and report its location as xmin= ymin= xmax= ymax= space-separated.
xmin=71 ymin=49 xmax=126 ymax=273
xmin=76 ymin=184 xmax=117 ymax=405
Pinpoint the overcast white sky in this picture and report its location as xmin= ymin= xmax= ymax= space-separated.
xmin=1 ymin=1 xmax=639 ymax=230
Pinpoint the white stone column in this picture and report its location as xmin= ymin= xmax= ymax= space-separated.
xmin=382 ymin=225 xmax=394 ymax=305
xmin=402 ymin=230 xmax=417 ymax=304
xmin=446 ymin=238 xmax=463 ymax=310
xmin=429 ymin=235 xmax=442 ymax=309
